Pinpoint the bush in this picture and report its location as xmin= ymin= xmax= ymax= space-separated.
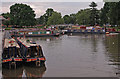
xmin=5 ymin=27 xmax=12 ymax=30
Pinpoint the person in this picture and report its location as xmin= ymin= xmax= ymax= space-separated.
xmin=105 ymin=26 xmax=107 ymax=32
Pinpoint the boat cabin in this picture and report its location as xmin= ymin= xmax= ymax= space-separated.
xmin=17 ymin=38 xmax=44 ymax=58
xmin=17 ymin=37 xmax=46 ymax=66
xmin=2 ymin=38 xmax=22 ymax=69
xmin=2 ymin=38 xmax=21 ymax=59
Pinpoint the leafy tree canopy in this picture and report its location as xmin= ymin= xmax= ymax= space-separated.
xmin=47 ymin=11 xmax=64 ymax=25
xmin=10 ymin=3 xmax=36 ymax=27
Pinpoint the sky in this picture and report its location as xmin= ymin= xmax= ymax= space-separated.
xmin=1 ymin=1 xmax=104 ymax=18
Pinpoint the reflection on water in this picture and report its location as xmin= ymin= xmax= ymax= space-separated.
xmin=27 ymin=37 xmax=59 ymax=42
xmin=105 ymin=34 xmax=120 ymax=77
xmin=24 ymin=66 xmax=46 ymax=78
xmin=2 ymin=66 xmax=46 ymax=78
xmin=2 ymin=67 xmax=23 ymax=78
xmin=1 ymin=33 xmax=120 ymax=77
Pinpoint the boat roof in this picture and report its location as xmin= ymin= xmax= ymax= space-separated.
xmin=17 ymin=38 xmax=39 ymax=48
xmin=4 ymin=38 xmax=20 ymax=48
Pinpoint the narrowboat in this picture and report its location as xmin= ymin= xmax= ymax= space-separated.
xmin=2 ymin=38 xmax=23 ymax=69
xmin=11 ymin=29 xmax=60 ymax=37
xmin=66 ymin=29 xmax=106 ymax=34
xmin=16 ymin=37 xmax=46 ymax=67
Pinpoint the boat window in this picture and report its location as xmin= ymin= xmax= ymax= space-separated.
xmin=30 ymin=46 xmax=36 ymax=57
xmin=20 ymin=32 xmax=24 ymax=34
xmin=35 ymin=46 xmax=44 ymax=57
xmin=26 ymin=46 xmax=44 ymax=58
xmin=28 ymin=32 xmax=32 ymax=34
xmin=16 ymin=48 xmax=21 ymax=58
xmin=39 ymin=46 xmax=44 ymax=57
xmin=2 ymin=47 xmax=21 ymax=58
xmin=9 ymin=47 xmax=15 ymax=58
xmin=2 ymin=48 xmax=8 ymax=58
xmin=30 ymin=46 xmax=41 ymax=57
xmin=26 ymin=48 xmax=31 ymax=58
xmin=46 ymin=31 xmax=50 ymax=34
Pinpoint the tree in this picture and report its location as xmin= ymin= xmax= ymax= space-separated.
xmin=100 ymin=2 xmax=120 ymax=26
xmin=1 ymin=12 xmax=11 ymax=27
xmin=47 ymin=12 xmax=64 ymax=25
xmin=63 ymin=15 xmax=71 ymax=24
xmin=116 ymin=2 xmax=120 ymax=26
xmin=2 ymin=20 xmax=10 ymax=27
xmin=70 ymin=14 xmax=77 ymax=24
xmin=89 ymin=2 xmax=97 ymax=8
xmin=37 ymin=16 xmax=45 ymax=24
xmin=46 ymin=8 xmax=54 ymax=17
xmin=38 ymin=8 xmax=54 ymax=25
xmin=76 ymin=9 xmax=91 ymax=25
xmin=10 ymin=3 xmax=36 ymax=27
xmin=89 ymin=2 xmax=99 ymax=26
xmin=1 ymin=12 xmax=10 ymax=19
xmin=99 ymin=2 xmax=111 ymax=25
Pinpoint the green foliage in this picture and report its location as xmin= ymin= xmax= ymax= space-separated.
xmin=89 ymin=2 xmax=99 ymax=26
xmin=100 ymin=2 xmax=120 ymax=27
xmin=47 ymin=12 xmax=64 ymax=25
xmin=2 ymin=20 xmax=10 ymax=27
xmin=46 ymin=8 xmax=54 ymax=17
xmin=69 ymin=14 xmax=76 ymax=24
xmin=37 ymin=26 xmax=44 ymax=29
xmin=63 ymin=14 xmax=77 ymax=24
xmin=76 ymin=9 xmax=91 ymax=25
xmin=10 ymin=3 xmax=36 ymax=27
xmin=1 ymin=13 xmax=11 ymax=27
xmin=5 ymin=27 xmax=12 ymax=30
xmin=89 ymin=2 xmax=97 ymax=8
xmin=1 ymin=12 xmax=10 ymax=19
xmin=63 ymin=15 xmax=71 ymax=24
xmin=38 ymin=8 xmax=54 ymax=25
xmin=37 ymin=16 xmax=45 ymax=24
xmin=2 ymin=2 xmax=118 ymax=27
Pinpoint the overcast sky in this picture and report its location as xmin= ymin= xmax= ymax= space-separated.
xmin=1 ymin=2 xmax=104 ymax=18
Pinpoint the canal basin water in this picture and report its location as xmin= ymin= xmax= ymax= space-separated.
xmin=27 ymin=34 xmax=120 ymax=77
xmin=0 ymin=33 xmax=120 ymax=78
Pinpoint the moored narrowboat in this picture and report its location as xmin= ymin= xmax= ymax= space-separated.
xmin=2 ymin=38 xmax=23 ymax=69
xmin=11 ymin=29 xmax=60 ymax=37
xmin=16 ymin=37 xmax=46 ymax=67
xmin=66 ymin=29 xmax=106 ymax=34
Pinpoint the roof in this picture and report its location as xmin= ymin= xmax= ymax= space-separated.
xmin=4 ymin=38 xmax=20 ymax=48
xmin=17 ymin=38 xmax=38 ymax=47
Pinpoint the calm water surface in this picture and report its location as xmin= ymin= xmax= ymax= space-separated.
xmin=0 ymin=33 xmax=120 ymax=78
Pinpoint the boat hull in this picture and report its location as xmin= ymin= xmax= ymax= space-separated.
xmin=2 ymin=61 xmax=23 ymax=69
xmin=11 ymin=34 xmax=59 ymax=37
xmin=23 ymin=57 xmax=46 ymax=67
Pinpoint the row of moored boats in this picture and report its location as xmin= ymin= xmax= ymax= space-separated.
xmin=2 ymin=33 xmax=46 ymax=69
